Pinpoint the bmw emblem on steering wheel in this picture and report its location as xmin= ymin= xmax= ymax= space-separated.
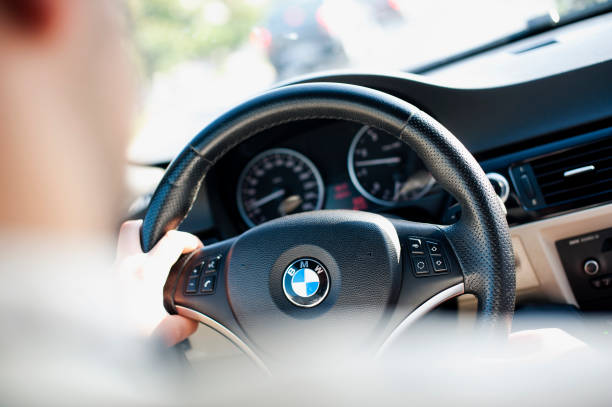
xmin=282 ymin=258 xmax=330 ymax=308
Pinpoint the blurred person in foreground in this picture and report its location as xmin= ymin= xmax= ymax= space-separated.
xmin=0 ymin=0 xmax=608 ymax=406
xmin=0 ymin=0 xmax=200 ymax=404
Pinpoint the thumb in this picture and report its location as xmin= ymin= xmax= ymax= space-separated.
xmin=148 ymin=230 xmax=203 ymax=274
xmin=152 ymin=315 xmax=199 ymax=347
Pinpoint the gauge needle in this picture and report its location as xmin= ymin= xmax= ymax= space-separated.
xmin=250 ymin=189 xmax=285 ymax=209
xmin=381 ymin=141 xmax=402 ymax=152
xmin=393 ymin=180 xmax=402 ymax=201
xmin=398 ymin=172 xmax=436 ymax=199
xmin=278 ymin=195 xmax=303 ymax=216
xmin=355 ymin=157 xmax=401 ymax=167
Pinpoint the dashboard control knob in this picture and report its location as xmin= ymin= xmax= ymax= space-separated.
xmin=486 ymin=172 xmax=510 ymax=203
xmin=583 ymin=259 xmax=600 ymax=276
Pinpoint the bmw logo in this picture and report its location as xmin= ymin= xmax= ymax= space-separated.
xmin=282 ymin=258 xmax=330 ymax=308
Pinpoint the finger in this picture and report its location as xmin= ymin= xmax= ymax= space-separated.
xmin=148 ymin=230 xmax=203 ymax=273
xmin=152 ymin=314 xmax=199 ymax=347
xmin=116 ymin=219 xmax=144 ymax=259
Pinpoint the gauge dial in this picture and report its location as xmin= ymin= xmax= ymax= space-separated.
xmin=237 ymin=148 xmax=324 ymax=227
xmin=348 ymin=126 xmax=435 ymax=206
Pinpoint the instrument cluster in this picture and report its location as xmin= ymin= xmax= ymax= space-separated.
xmin=234 ymin=124 xmax=437 ymax=228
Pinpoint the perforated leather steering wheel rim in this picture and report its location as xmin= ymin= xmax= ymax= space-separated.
xmin=141 ymin=82 xmax=515 ymax=336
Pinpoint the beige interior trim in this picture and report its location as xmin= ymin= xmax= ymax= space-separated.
xmin=459 ymin=203 xmax=612 ymax=314
xmin=511 ymin=236 xmax=539 ymax=292
xmin=510 ymin=203 xmax=612 ymax=307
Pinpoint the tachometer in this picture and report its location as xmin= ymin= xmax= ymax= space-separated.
xmin=237 ymin=148 xmax=324 ymax=227
xmin=348 ymin=126 xmax=435 ymax=206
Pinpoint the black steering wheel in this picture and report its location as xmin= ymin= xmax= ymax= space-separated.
xmin=141 ymin=83 xmax=515 ymax=370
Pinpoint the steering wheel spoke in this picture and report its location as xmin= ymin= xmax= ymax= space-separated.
xmin=377 ymin=219 xmax=466 ymax=352
xmin=163 ymin=238 xmax=269 ymax=369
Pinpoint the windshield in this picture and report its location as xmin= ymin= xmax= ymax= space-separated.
xmin=127 ymin=0 xmax=611 ymax=163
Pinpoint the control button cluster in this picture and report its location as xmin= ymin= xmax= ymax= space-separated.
xmin=407 ymin=237 xmax=448 ymax=277
xmin=185 ymin=254 xmax=222 ymax=295
xmin=591 ymin=275 xmax=611 ymax=289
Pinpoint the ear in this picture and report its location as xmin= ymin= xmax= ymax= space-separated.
xmin=0 ymin=0 xmax=63 ymax=37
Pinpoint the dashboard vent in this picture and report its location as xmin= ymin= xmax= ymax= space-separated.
xmin=529 ymin=137 xmax=612 ymax=206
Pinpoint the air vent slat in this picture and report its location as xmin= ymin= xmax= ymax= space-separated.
xmin=544 ymin=189 xmax=612 ymax=208
xmin=535 ymin=155 xmax=612 ymax=179
xmin=528 ymin=136 xmax=612 ymax=207
xmin=531 ymin=144 xmax=612 ymax=172
xmin=542 ymin=177 xmax=612 ymax=200
xmin=532 ymin=148 xmax=612 ymax=176
xmin=536 ymin=157 xmax=612 ymax=184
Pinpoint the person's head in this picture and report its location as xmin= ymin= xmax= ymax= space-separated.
xmin=0 ymin=0 xmax=137 ymax=238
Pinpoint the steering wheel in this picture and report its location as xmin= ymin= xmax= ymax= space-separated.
xmin=141 ymin=83 xmax=515 ymax=371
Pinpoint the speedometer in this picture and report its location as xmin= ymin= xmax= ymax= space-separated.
xmin=237 ymin=148 xmax=324 ymax=227
xmin=348 ymin=126 xmax=435 ymax=206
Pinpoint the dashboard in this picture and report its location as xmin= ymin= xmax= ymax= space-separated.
xmin=181 ymin=56 xmax=612 ymax=312
xmin=129 ymin=13 xmax=612 ymax=313
xmin=198 ymin=52 xmax=612 ymax=238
